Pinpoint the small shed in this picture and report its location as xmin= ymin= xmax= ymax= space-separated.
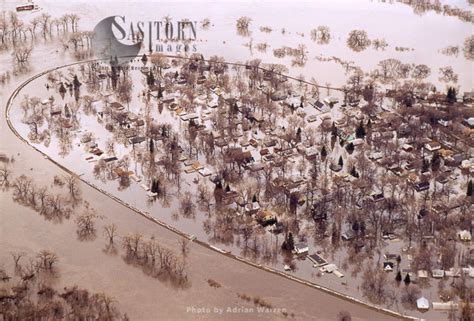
xmin=416 ymin=297 xmax=430 ymax=310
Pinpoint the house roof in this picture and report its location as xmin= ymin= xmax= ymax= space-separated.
xmin=109 ymin=101 xmax=124 ymax=110
xmin=417 ymin=297 xmax=430 ymax=310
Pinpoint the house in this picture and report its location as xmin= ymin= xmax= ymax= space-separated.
xmin=445 ymin=268 xmax=462 ymax=278
xmin=417 ymin=297 xmax=430 ymax=311
xmin=404 ymin=161 xmax=416 ymax=171
xmin=341 ymin=230 xmax=355 ymax=241
xmin=333 ymin=270 xmax=344 ymax=278
xmin=383 ymin=262 xmax=394 ymax=272
xmin=243 ymin=201 xmax=261 ymax=215
xmin=256 ymin=210 xmax=277 ymax=227
xmin=436 ymin=174 xmax=449 ymax=184
xmin=50 ymin=110 xmax=62 ymax=117
xmin=382 ymin=231 xmax=396 ymax=240
xmin=371 ymin=192 xmax=385 ymax=202
xmin=109 ymin=101 xmax=124 ymax=111
xmin=334 ymin=118 xmax=346 ymax=127
xmin=307 ymin=254 xmax=328 ymax=267
xmin=461 ymin=160 xmax=473 ymax=170
xmin=323 ymin=96 xmax=339 ymax=107
xmin=432 ymin=302 xmax=458 ymax=311
xmin=198 ymin=167 xmax=212 ymax=177
xmin=293 ymin=243 xmax=309 ymax=255
xmin=270 ymin=221 xmax=284 ymax=234
xmin=271 ymin=91 xmax=287 ymax=101
xmin=309 ymin=98 xmax=325 ymax=110
xmin=417 ymin=270 xmax=429 ymax=279
xmin=302 ymin=147 xmax=317 ymax=160
xmin=129 ymin=136 xmax=146 ymax=145
xmin=103 ymin=156 xmax=118 ymax=163
xmin=438 ymin=119 xmax=450 ymax=127
xmin=463 ymin=118 xmax=474 ymax=129
xmin=249 ymin=112 xmax=263 ymax=123
xmin=424 ymin=141 xmax=441 ymax=152
xmin=369 ymin=152 xmax=383 ymax=161
xmin=458 ymin=230 xmax=472 ymax=241
xmin=402 ymin=144 xmax=413 ymax=152
xmin=431 ymin=269 xmax=445 ymax=278
xmin=445 ymin=154 xmax=466 ymax=167
xmin=413 ymin=181 xmax=430 ymax=192
xmin=307 ymin=114 xmax=318 ymax=123
xmin=463 ymin=91 xmax=474 ymax=103
xmin=384 ymin=253 xmax=398 ymax=261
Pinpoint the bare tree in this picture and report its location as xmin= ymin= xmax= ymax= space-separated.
xmin=179 ymin=239 xmax=189 ymax=257
xmin=103 ymin=223 xmax=118 ymax=245
xmin=338 ymin=311 xmax=352 ymax=321
xmin=439 ymin=66 xmax=458 ymax=83
xmin=12 ymin=46 xmax=33 ymax=64
xmin=236 ymin=16 xmax=252 ymax=37
xmin=463 ymin=35 xmax=474 ymax=60
xmin=401 ymin=285 xmax=421 ymax=309
xmin=36 ymin=250 xmax=58 ymax=271
xmin=10 ymin=252 xmax=25 ymax=268
xmin=0 ymin=165 xmax=11 ymax=188
xmin=66 ymin=174 xmax=81 ymax=206
xmin=76 ymin=210 xmax=97 ymax=239
xmin=411 ymin=64 xmax=431 ymax=80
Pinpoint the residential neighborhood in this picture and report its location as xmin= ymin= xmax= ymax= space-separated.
xmin=0 ymin=1 xmax=473 ymax=320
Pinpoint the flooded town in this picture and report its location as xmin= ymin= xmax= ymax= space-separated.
xmin=0 ymin=1 xmax=473 ymax=320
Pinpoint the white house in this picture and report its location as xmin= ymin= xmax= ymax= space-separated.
xmin=458 ymin=230 xmax=472 ymax=241
xmin=417 ymin=297 xmax=430 ymax=310
xmin=293 ymin=243 xmax=309 ymax=255
xmin=424 ymin=141 xmax=441 ymax=152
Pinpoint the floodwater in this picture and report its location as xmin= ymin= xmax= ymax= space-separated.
xmin=0 ymin=46 xmax=405 ymax=321
xmin=1 ymin=1 xmax=473 ymax=320
xmin=2 ymin=0 xmax=473 ymax=92
xmin=9 ymin=0 xmax=473 ymax=92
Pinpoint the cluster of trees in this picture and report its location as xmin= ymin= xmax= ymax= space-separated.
xmin=76 ymin=208 xmax=98 ymax=240
xmin=1 ymin=252 xmax=128 ymax=320
xmin=9 ymin=174 xmax=81 ymax=222
xmin=310 ymin=26 xmax=331 ymax=45
xmin=272 ymin=44 xmax=308 ymax=67
xmin=393 ymin=0 xmax=473 ymax=24
xmin=463 ymin=35 xmax=474 ymax=61
xmin=0 ymin=11 xmax=83 ymax=68
xmin=121 ymin=232 xmax=189 ymax=287
xmin=346 ymin=30 xmax=371 ymax=52
xmin=373 ymin=59 xmax=431 ymax=84
xmin=360 ymin=263 xmax=394 ymax=305
xmin=236 ymin=16 xmax=252 ymax=37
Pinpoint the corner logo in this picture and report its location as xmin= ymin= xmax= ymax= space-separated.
xmin=92 ymin=15 xmax=198 ymax=63
xmin=92 ymin=16 xmax=141 ymax=66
